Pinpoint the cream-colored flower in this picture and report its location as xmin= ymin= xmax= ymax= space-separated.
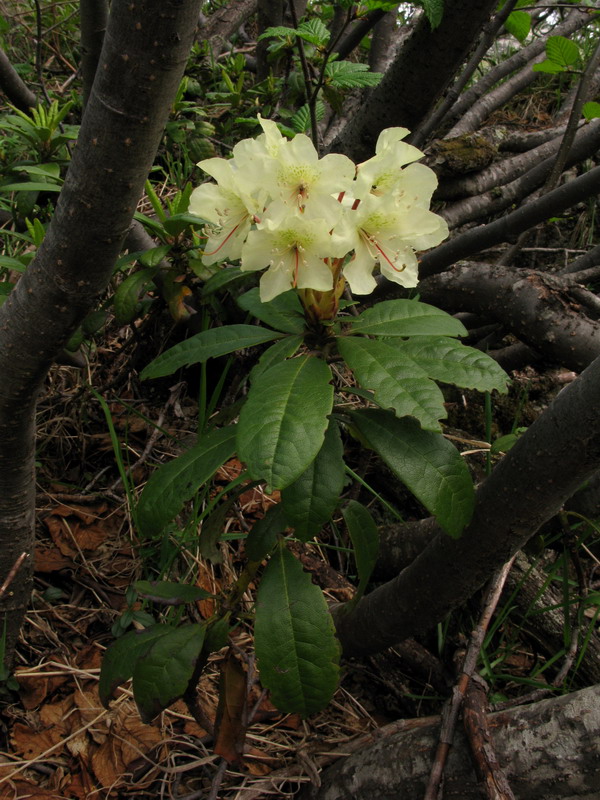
xmin=190 ymin=156 xmax=268 ymax=265
xmin=339 ymin=191 xmax=446 ymax=295
xmin=354 ymin=127 xmax=424 ymax=199
xmin=257 ymin=119 xmax=355 ymax=220
xmin=241 ymin=205 xmax=350 ymax=302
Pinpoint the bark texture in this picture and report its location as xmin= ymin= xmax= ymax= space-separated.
xmin=308 ymin=685 xmax=600 ymax=800
xmin=419 ymin=164 xmax=600 ymax=277
xmin=443 ymin=8 xmax=591 ymax=129
xmin=333 ymin=349 xmax=600 ymax=658
xmin=328 ymin=0 xmax=498 ymax=162
xmin=79 ymin=0 xmax=108 ymax=108
xmin=0 ymin=0 xmax=200 ymax=662
xmin=439 ymin=119 xmax=600 ymax=229
xmin=0 ymin=46 xmax=37 ymax=110
xmin=418 ymin=262 xmax=600 ymax=372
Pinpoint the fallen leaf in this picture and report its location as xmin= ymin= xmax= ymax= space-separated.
xmin=0 ymin=780 xmax=68 ymax=799
xmin=214 ymin=655 xmax=247 ymax=765
xmin=34 ymin=545 xmax=74 ymax=573
xmin=11 ymin=720 xmax=64 ymax=760
xmin=15 ymin=670 xmax=68 ymax=710
xmin=91 ymin=701 xmax=162 ymax=788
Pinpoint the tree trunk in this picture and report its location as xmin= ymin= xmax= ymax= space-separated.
xmin=306 ymin=685 xmax=600 ymax=800
xmin=79 ymin=0 xmax=108 ymax=108
xmin=418 ymin=165 xmax=600 ymax=277
xmin=328 ymin=0 xmax=499 ymax=162
xmin=0 ymin=0 xmax=200 ymax=663
xmin=333 ymin=347 xmax=600 ymax=658
xmin=0 ymin=47 xmax=37 ymax=110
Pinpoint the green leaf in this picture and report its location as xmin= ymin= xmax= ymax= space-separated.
xmin=255 ymin=543 xmax=340 ymax=716
xmin=289 ymin=101 xmax=326 ymax=134
xmin=342 ymin=500 xmax=379 ymax=602
xmin=546 ymin=35 xmax=580 ymax=68
xmin=398 ymin=337 xmax=509 ymax=394
xmin=257 ymin=25 xmax=297 ymax=41
xmin=532 ymin=59 xmax=565 ymax=74
xmin=351 ymin=409 xmax=474 ymax=538
xmin=141 ymin=325 xmax=284 ymax=380
xmin=132 ymin=624 xmax=206 ymax=722
xmin=237 ymin=288 xmax=306 ymax=334
xmin=338 ymin=336 xmax=447 ymax=431
xmin=417 ymin=0 xmax=445 ymax=29
xmin=245 ymin=503 xmax=288 ymax=562
xmin=504 ymin=10 xmax=530 ymax=43
xmin=199 ymin=492 xmax=240 ymax=563
xmin=583 ymin=101 xmax=600 ymax=121
xmin=249 ymin=335 xmax=303 ymax=384
xmin=99 ymin=625 xmax=172 ymax=706
xmin=134 ymin=580 xmax=212 ymax=605
xmin=237 ymin=356 xmax=333 ymax=490
xmin=490 ymin=427 xmax=526 ymax=455
xmin=18 ymin=163 xmax=61 ymax=180
xmin=297 ymin=18 xmax=331 ymax=46
xmin=324 ymin=61 xmax=383 ymax=89
xmin=163 ymin=212 xmax=205 ymax=237
xmin=0 ymin=256 xmax=26 ymax=272
xmin=0 ymin=181 xmax=61 ymax=192
xmin=113 ymin=269 xmax=157 ymax=324
xmin=347 ymin=299 xmax=467 ymax=338
xmin=138 ymin=244 xmax=171 ymax=268
xmin=200 ymin=267 xmax=245 ymax=296
xmin=281 ymin=420 xmax=344 ymax=541
xmin=137 ymin=426 xmax=237 ymax=538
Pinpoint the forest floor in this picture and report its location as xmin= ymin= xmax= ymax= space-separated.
xmin=0 ymin=323 xmax=597 ymax=800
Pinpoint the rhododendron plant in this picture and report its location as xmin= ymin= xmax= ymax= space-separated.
xmin=189 ymin=118 xmax=448 ymax=315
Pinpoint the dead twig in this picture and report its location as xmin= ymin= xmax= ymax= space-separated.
xmin=463 ymin=675 xmax=516 ymax=800
xmin=0 ymin=552 xmax=29 ymax=599
xmin=423 ymin=556 xmax=515 ymax=800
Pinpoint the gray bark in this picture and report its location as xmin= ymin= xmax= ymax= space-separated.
xmin=418 ymin=262 xmax=600 ymax=372
xmin=410 ymin=0 xmax=520 ymax=148
xmin=199 ymin=0 xmax=257 ymax=58
xmin=368 ymin=9 xmax=398 ymax=75
xmin=79 ymin=0 xmax=108 ymax=108
xmin=333 ymin=346 xmax=600 ymax=658
xmin=419 ymin=163 xmax=600 ymax=277
xmin=308 ymin=685 xmax=600 ymax=800
xmin=435 ymin=130 xmax=568 ymax=201
xmin=440 ymin=117 xmax=600 ymax=228
xmin=328 ymin=0 xmax=498 ymax=162
xmin=0 ymin=0 xmax=200 ymax=662
xmin=0 ymin=46 xmax=37 ymax=110
xmin=443 ymin=8 xmax=592 ymax=130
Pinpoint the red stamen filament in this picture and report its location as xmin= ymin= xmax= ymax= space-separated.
xmin=293 ymin=247 xmax=300 ymax=287
xmin=203 ymin=222 xmax=241 ymax=257
xmin=361 ymin=229 xmax=405 ymax=274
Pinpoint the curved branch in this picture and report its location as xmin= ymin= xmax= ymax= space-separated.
xmin=419 ymin=162 xmax=600 ymax=275
xmin=0 ymin=46 xmax=38 ymax=110
xmin=328 ymin=0 xmax=498 ymax=162
xmin=434 ymin=128 xmax=571 ymax=201
xmin=310 ymin=686 xmax=600 ymax=799
xmin=410 ymin=0 xmax=520 ymax=148
xmin=333 ymin=346 xmax=600 ymax=658
xmin=80 ymin=0 xmax=108 ymax=109
xmin=0 ymin=0 xmax=200 ymax=662
xmin=440 ymin=118 xmax=600 ymax=228
xmin=418 ymin=262 xmax=600 ymax=372
xmin=443 ymin=8 xmax=592 ymax=129
xmin=446 ymin=54 xmax=545 ymax=138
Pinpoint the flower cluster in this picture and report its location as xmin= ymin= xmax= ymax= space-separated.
xmin=189 ymin=118 xmax=448 ymax=304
